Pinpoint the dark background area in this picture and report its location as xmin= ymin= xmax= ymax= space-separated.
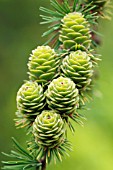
xmin=0 ymin=0 xmax=113 ymax=170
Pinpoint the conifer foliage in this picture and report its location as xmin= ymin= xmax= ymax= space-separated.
xmin=2 ymin=0 xmax=112 ymax=170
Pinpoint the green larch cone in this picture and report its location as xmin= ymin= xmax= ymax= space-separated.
xmin=28 ymin=46 xmax=60 ymax=86
xmin=46 ymin=76 xmax=79 ymax=116
xmin=61 ymin=50 xmax=93 ymax=91
xmin=33 ymin=110 xmax=65 ymax=149
xmin=16 ymin=81 xmax=45 ymax=128
xmin=59 ymin=12 xmax=91 ymax=50
xmin=17 ymin=81 xmax=45 ymax=115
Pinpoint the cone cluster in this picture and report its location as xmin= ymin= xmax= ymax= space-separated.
xmin=15 ymin=0 xmax=106 ymax=163
xmin=16 ymin=10 xmax=95 ymax=151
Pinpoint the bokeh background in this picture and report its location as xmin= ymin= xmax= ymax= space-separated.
xmin=0 ymin=0 xmax=113 ymax=170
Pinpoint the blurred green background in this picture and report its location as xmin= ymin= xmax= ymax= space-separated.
xmin=0 ymin=0 xmax=113 ymax=170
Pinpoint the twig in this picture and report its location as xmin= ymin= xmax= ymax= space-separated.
xmin=41 ymin=154 xmax=46 ymax=170
xmin=57 ymin=0 xmax=63 ymax=3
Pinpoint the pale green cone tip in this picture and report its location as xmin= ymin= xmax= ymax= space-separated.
xmin=33 ymin=110 xmax=65 ymax=148
xmin=46 ymin=76 xmax=79 ymax=116
xmin=61 ymin=50 xmax=93 ymax=90
xmin=59 ymin=12 xmax=91 ymax=50
xmin=28 ymin=46 xmax=60 ymax=85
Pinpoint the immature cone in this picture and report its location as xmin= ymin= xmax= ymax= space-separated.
xmin=16 ymin=81 xmax=45 ymax=117
xmin=46 ymin=77 xmax=79 ymax=115
xmin=33 ymin=110 xmax=65 ymax=148
xmin=59 ymin=12 xmax=91 ymax=50
xmin=61 ymin=50 xmax=93 ymax=90
xmin=28 ymin=46 xmax=60 ymax=85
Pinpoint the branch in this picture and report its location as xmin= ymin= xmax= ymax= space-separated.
xmin=41 ymin=154 xmax=46 ymax=170
xmin=57 ymin=0 xmax=63 ymax=3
